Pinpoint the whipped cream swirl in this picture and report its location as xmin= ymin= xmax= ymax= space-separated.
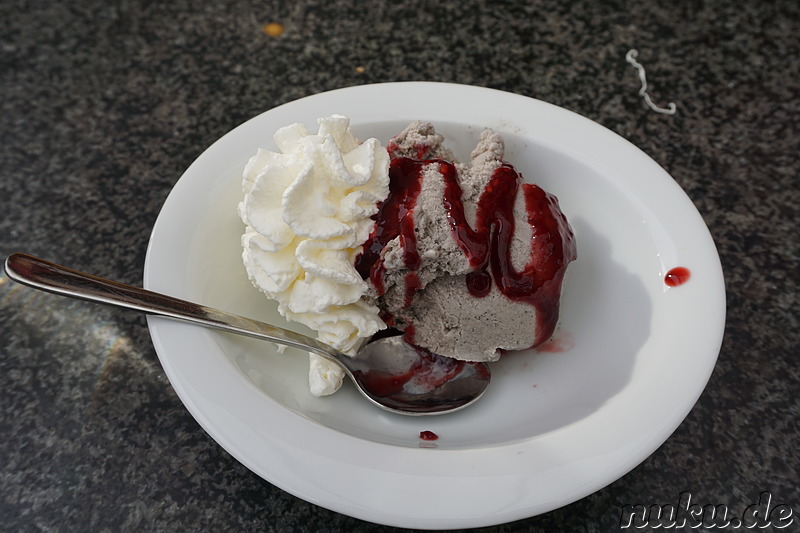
xmin=239 ymin=115 xmax=389 ymax=396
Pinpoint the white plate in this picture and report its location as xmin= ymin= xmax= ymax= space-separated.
xmin=144 ymin=82 xmax=725 ymax=529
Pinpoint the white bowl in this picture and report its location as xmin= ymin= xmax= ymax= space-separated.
xmin=144 ymin=82 xmax=725 ymax=529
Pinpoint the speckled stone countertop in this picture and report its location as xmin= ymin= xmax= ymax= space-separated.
xmin=1 ymin=0 xmax=798 ymax=531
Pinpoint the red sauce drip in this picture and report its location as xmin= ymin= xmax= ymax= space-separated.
xmin=419 ymin=430 xmax=439 ymax=441
xmin=403 ymin=323 xmax=416 ymax=345
xmin=355 ymin=158 xmax=424 ymax=305
xmin=378 ymin=309 xmax=395 ymax=326
xmin=356 ymin=156 xmax=575 ymax=348
xmin=439 ymin=160 xmax=576 ymax=346
xmin=403 ymin=272 xmax=421 ymax=308
xmin=665 ymin=266 xmax=691 ymax=287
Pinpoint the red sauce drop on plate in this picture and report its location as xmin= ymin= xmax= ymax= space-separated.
xmin=665 ymin=266 xmax=691 ymax=287
xmin=419 ymin=430 xmax=439 ymax=441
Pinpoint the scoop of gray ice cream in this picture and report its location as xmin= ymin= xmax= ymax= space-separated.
xmin=375 ymin=123 xmax=544 ymax=361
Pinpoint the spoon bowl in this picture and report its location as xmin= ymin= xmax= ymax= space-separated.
xmin=3 ymin=253 xmax=490 ymax=415
xmin=350 ymin=335 xmax=491 ymax=414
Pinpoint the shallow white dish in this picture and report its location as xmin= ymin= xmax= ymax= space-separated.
xmin=144 ymin=82 xmax=725 ymax=529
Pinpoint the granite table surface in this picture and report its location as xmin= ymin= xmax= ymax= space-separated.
xmin=1 ymin=0 xmax=798 ymax=531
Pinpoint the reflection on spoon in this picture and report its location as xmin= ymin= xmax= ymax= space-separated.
xmin=3 ymin=253 xmax=491 ymax=416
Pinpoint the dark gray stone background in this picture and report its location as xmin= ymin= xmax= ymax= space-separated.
xmin=1 ymin=0 xmax=798 ymax=531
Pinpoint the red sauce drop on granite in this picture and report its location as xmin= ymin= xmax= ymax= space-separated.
xmin=404 ymin=272 xmax=421 ymax=308
xmin=419 ymin=430 xmax=439 ymax=441
xmin=355 ymin=156 xmax=576 ymax=347
xmin=665 ymin=266 xmax=691 ymax=287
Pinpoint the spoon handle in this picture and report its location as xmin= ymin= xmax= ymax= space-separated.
xmin=3 ymin=252 xmax=342 ymax=362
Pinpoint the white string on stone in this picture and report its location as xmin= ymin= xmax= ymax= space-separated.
xmin=626 ymin=49 xmax=677 ymax=115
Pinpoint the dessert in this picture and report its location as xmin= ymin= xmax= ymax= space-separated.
xmin=357 ymin=121 xmax=576 ymax=362
xmin=240 ymin=116 xmax=575 ymax=396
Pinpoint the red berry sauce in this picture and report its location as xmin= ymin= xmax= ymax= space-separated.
xmin=355 ymin=155 xmax=576 ymax=348
xmin=351 ymin=337 xmax=489 ymax=398
xmin=419 ymin=430 xmax=439 ymax=441
xmin=665 ymin=266 xmax=691 ymax=287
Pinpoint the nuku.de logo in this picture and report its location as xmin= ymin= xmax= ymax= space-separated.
xmin=619 ymin=492 xmax=794 ymax=529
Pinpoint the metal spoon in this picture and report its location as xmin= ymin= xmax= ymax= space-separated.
xmin=4 ymin=253 xmax=490 ymax=415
